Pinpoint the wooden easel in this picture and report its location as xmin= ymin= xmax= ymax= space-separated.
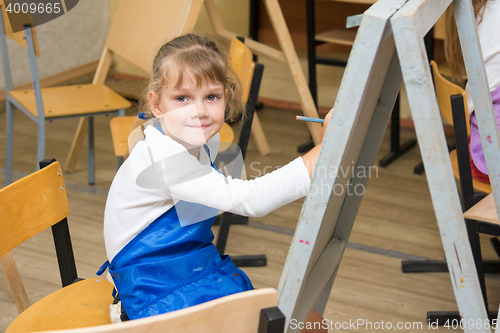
xmin=277 ymin=0 xmax=500 ymax=332
xmin=65 ymin=0 xmax=323 ymax=172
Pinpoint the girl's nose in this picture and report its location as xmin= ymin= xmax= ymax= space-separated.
xmin=193 ymin=101 xmax=209 ymax=117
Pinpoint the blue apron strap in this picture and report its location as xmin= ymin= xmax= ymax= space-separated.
xmin=96 ymin=261 xmax=116 ymax=298
xmin=153 ymin=118 xmax=165 ymax=135
xmin=97 ymin=260 xmax=110 ymax=276
xmin=203 ymin=144 xmax=223 ymax=175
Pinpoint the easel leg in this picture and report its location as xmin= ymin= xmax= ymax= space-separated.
xmin=392 ymin=1 xmax=489 ymax=324
xmin=280 ymin=50 xmax=403 ymax=333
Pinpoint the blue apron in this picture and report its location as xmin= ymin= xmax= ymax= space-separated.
xmin=98 ymin=143 xmax=253 ymax=320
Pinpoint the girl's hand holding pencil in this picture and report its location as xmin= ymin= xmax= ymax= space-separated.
xmin=321 ymin=108 xmax=333 ymax=141
xmin=296 ymin=108 xmax=333 ymax=141
xmin=299 ymin=108 xmax=333 ymax=177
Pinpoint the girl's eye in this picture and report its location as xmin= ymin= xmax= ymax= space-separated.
xmin=176 ymin=96 xmax=188 ymax=102
xmin=207 ymin=95 xmax=219 ymax=102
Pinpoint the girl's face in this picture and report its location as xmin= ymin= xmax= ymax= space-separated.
xmin=149 ymin=71 xmax=226 ymax=148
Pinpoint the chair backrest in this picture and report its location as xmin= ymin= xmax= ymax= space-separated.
xmin=0 ymin=0 xmax=39 ymax=55
xmin=0 ymin=161 xmax=68 ymax=258
xmin=226 ymin=36 xmax=264 ymax=160
xmin=105 ymin=0 xmax=204 ymax=73
xmin=0 ymin=0 xmax=203 ymax=92
xmin=40 ymin=288 xmax=282 ymax=333
xmin=229 ymin=36 xmax=255 ymax=104
xmin=0 ymin=160 xmax=77 ymax=313
xmin=430 ymin=60 xmax=470 ymax=136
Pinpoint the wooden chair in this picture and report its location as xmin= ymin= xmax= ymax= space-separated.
xmin=37 ymin=289 xmax=284 ymax=333
xmin=429 ymin=60 xmax=492 ymax=195
xmin=0 ymin=2 xmax=131 ymax=186
xmin=0 ymin=159 xmax=114 ymax=332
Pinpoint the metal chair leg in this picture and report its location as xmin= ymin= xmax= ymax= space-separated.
xmin=88 ymin=116 xmax=95 ymax=185
xmin=36 ymin=114 xmax=45 ymax=171
xmin=5 ymin=100 xmax=14 ymax=186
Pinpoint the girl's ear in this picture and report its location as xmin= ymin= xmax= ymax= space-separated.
xmin=148 ymin=91 xmax=162 ymax=117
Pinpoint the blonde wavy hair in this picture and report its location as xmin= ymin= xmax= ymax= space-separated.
xmin=445 ymin=0 xmax=488 ymax=81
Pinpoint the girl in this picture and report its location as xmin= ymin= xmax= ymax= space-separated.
xmin=445 ymin=0 xmax=500 ymax=182
xmin=98 ymin=33 xmax=330 ymax=330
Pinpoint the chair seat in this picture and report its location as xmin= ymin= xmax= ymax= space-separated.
xmin=6 ymin=278 xmax=114 ymax=333
xmin=449 ymin=149 xmax=492 ymax=194
xmin=110 ymin=116 xmax=235 ymax=158
xmin=315 ymin=29 xmax=356 ymax=46
xmin=110 ymin=116 xmax=138 ymax=157
xmin=464 ymin=193 xmax=498 ymax=224
xmin=8 ymin=84 xmax=131 ymax=119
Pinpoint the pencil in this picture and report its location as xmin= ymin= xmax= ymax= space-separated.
xmin=296 ymin=115 xmax=324 ymax=124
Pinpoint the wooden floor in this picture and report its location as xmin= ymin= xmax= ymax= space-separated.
xmin=1 ymin=99 xmax=500 ymax=332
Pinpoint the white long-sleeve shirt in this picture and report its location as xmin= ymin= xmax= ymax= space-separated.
xmin=466 ymin=0 xmax=500 ymax=114
xmin=103 ymin=125 xmax=311 ymax=261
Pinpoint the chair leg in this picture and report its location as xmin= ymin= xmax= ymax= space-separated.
xmin=88 ymin=116 xmax=95 ymax=185
xmin=5 ymin=101 xmax=14 ymax=186
xmin=216 ymin=212 xmax=267 ymax=267
xmin=117 ymin=156 xmax=124 ymax=170
xmin=36 ymin=116 xmax=46 ymax=171
xmin=490 ymin=238 xmax=500 ymax=259
xmin=259 ymin=307 xmax=285 ymax=333
xmin=216 ymin=212 xmax=232 ymax=255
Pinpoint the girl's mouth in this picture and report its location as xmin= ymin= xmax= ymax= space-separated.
xmin=187 ymin=125 xmax=210 ymax=130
